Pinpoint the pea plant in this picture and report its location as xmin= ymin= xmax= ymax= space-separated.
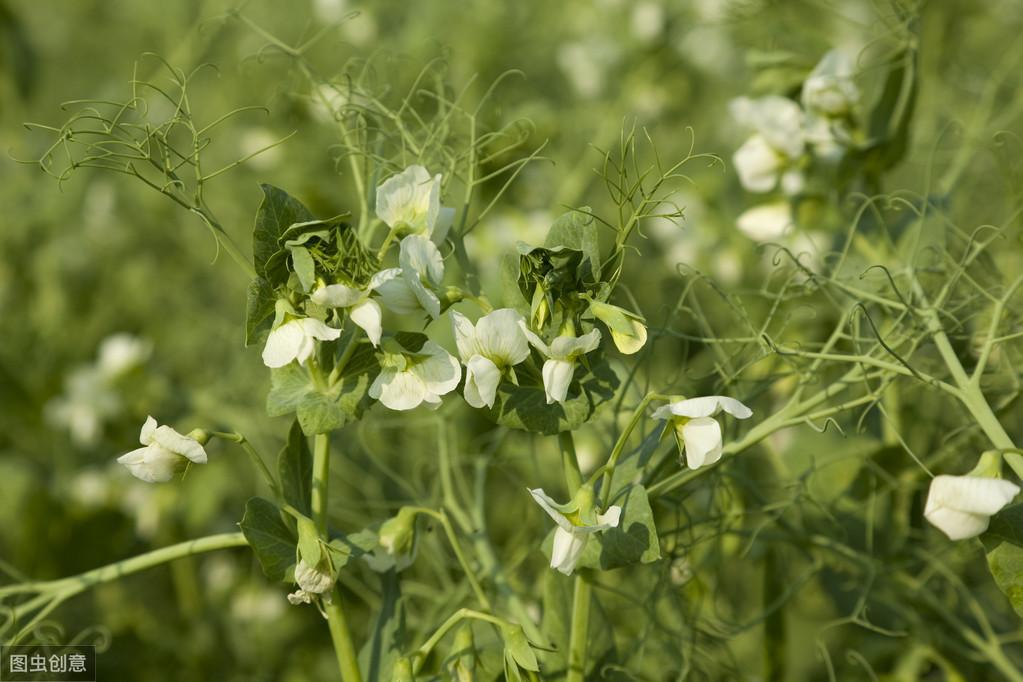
xmin=7 ymin=10 xmax=1023 ymax=681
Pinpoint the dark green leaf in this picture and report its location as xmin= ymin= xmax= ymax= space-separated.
xmin=239 ymin=496 xmax=295 ymax=582
xmin=544 ymin=208 xmax=601 ymax=283
xmin=490 ymin=359 xmax=618 ymax=435
xmin=245 ymin=276 xmax=277 ymax=347
xmin=544 ymin=483 xmax=661 ymax=571
xmin=278 ymin=420 xmax=312 ymax=516
xmin=253 ymin=184 xmax=314 ymax=279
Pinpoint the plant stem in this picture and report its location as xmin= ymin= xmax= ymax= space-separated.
xmin=560 ymin=431 xmax=591 ymax=682
xmin=559 ymin=431 xmax=582 ymax=492
xmin=312 ymin=433 xmax=363 ymax=682
xmin=9 ymin=533 xmax=249 ymax=621
xmin=212 ymin=431 xmax=280 ymax=500
xmin=566 ymin=573 xmax=591 ymax=682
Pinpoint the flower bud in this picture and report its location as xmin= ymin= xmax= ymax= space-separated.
xmin=587 ymin=299 xmax=647 ymax=354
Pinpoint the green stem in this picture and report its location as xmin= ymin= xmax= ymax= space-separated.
xmin=560 ymin=431 xmax=591 ymax=682
xmin=408 ymin=507 xmax=491 ymax=611
xmin=566 ymin=573 xmax=592 ymax=682
xmin=211 ymin=431 xmax=280 ymax=500
xmin=599 ymin=393 xmax=667 ymax=507
xmin=9 ymin=533 xmax=248 ymax=621
xmin=312 ymin=433 xmax=363 ymax=682
xmin=559 ymin=431 xmax=582 ymax=492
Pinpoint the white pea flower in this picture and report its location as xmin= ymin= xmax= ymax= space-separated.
xmin=802 ymin=49 xmax=859 ymax=118
xmin=652 ymin=396 xmax=753 ymax=469
xmin=310 ymin=270 xmax=400 ymax=347
xmin=376 ymin=235 xmax=446 ymax=319
xmin=116 ymin=416 xmax=208 ymax=483
xmin=730 ymin=96 xmax=806 ymax=194
xmin=261 ymin=316 xmax=341 ymax=368
xmin=529 ymin=487 xmax=621 ymax=576
xmin=587 ymin=300 xmax=647 ymax=355
xmin=375 ymin=165 xmax=454 ymax=243
xmin=736 ymin=201 xmax=794 ymax=242
xmin=369 ymin=340 xmax=461 ymax=411
xmin=924 ymin=475 xmax=1020 ymax=541
xmin=96 ymin=333 xmax=151 ymax=379
xmin=519 ymin=322 xmax=601 ymax=405
xmin=451 ymin=309 xmax=530 ymax=409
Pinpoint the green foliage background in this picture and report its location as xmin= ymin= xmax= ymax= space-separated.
xmin=3 ymin=0 xmax=1023 ymax=680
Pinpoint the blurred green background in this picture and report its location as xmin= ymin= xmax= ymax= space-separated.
xmin=3 ymin=0 xmax=1023 ymax=680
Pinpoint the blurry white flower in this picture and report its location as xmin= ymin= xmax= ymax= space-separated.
xmin=375 ymin=165 xmax=454 ymax=243
xmin=924 ymin=475 xmax=1019 ymax=540
xmin=652 ymin=396 xmax=753 ymax=469
xmin=238 ymin=127 xmax=283 ymax=171
xmin=587 ymin=300 xmax=647 ymax=354
xmin=369 ymin=341 xmax=461 ymax=411
xmin=737 ymin=201 xmax=794 ymax=242
xmin=802 ymin=50 xmax=859 ymax=118
xmin=519 ymin=323 xmax=601 ymax=405
xmin=529 ymin=487 xmax=621 ymax=575
xmin=376 ymin=235 xmax=446 ymax=319
xmin=232 ymin=586 xmax=287 ymax=622
xmin=287 ymin=559 xmax=336 ymax=605
xmin=631 ymin=2 xmax=664 ymax=42
xmin=731 ymin=96 xmax=806 ymax=194
xmin=557 ymin=40 xmax=617 ymax=99
xmin=261 ymin=317 xmax=341 ymax=368
xmin=68 ymin=468 xmax=113 ymax=508
xmin=96 ymin=333 xmax=151 ymax=378
xmin=312 ymin=0 xmax=347 ymax=22
xmin=311 ymin=270 xmax=400 ymax=346
xmin=451 ymin=309 xmax=530 ymax=409
xmin=116 ymin=416 xmax=208 ymax=483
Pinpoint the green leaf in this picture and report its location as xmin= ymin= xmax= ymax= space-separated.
xmin=987 ymin=541 xmax=1023 ymax=618
xmin=544 ymin=208 xmax=601 ymax=284
xmin=265 ymin=343 xmax=381 ymax=435
xmin=267 ymin=364 xmax=316 ymax=418
xmin=245 ymin=276 xmax=277 ymax=347
xmin=288 ymin=245 xmax=316 ymax=293
xmin=501 ymin=624 xmax=539 ymax=672
xmin=296 ymin=516 xmax=322 ymax=567
xmin=239 ymin=496 xmax=295 ymax=582
xmin=359 ymin=571 xmax=407 ymax=682
xmin=325 ymin=529 xmax=378 ymax=572
xmin=253 ymin=184 xmax=314 ymax=279
xmin=570 ymin=483 xmax=661 ymax=571
xmin=490 ymin=358 xmax=618 ymax=435
xmin=278 ymin=420 xmax=313 ymax=516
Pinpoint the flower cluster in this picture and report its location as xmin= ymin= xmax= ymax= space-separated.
xmin=732 ymin=49 xmax=859 ymax=243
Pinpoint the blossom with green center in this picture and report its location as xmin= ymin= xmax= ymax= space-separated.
xmin=310 ymin=269 xmax=400 ymax=347
xmin=528 ymin=486 xmax=621 ymax=575
xmin=376 ymin=235 xmax=445 ymax=319
xmin=652 ymin=396 xmax=753 ymax=469
xmin=518 ymin=321 xmax=601 ymax=405
xmin=261 ymin=314 xmax=341 ymax=368
xmin=116 ymin=416 xmax=208 ymax=483
xmin=369 ymin=340 xmax=461 ymax=411
xmin=375 ymin=165 xmax=454 ymax=243
xmin=451 ymin=309 xmax=530 ymax=409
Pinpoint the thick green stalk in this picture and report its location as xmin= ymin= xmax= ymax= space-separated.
xmin=561 ymin=431 xmax=590 ymax=682
xmin=566 ymin=573 xmax=592 ymax=682
xmin=312 ymin=433 xmax=363 ymax=682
